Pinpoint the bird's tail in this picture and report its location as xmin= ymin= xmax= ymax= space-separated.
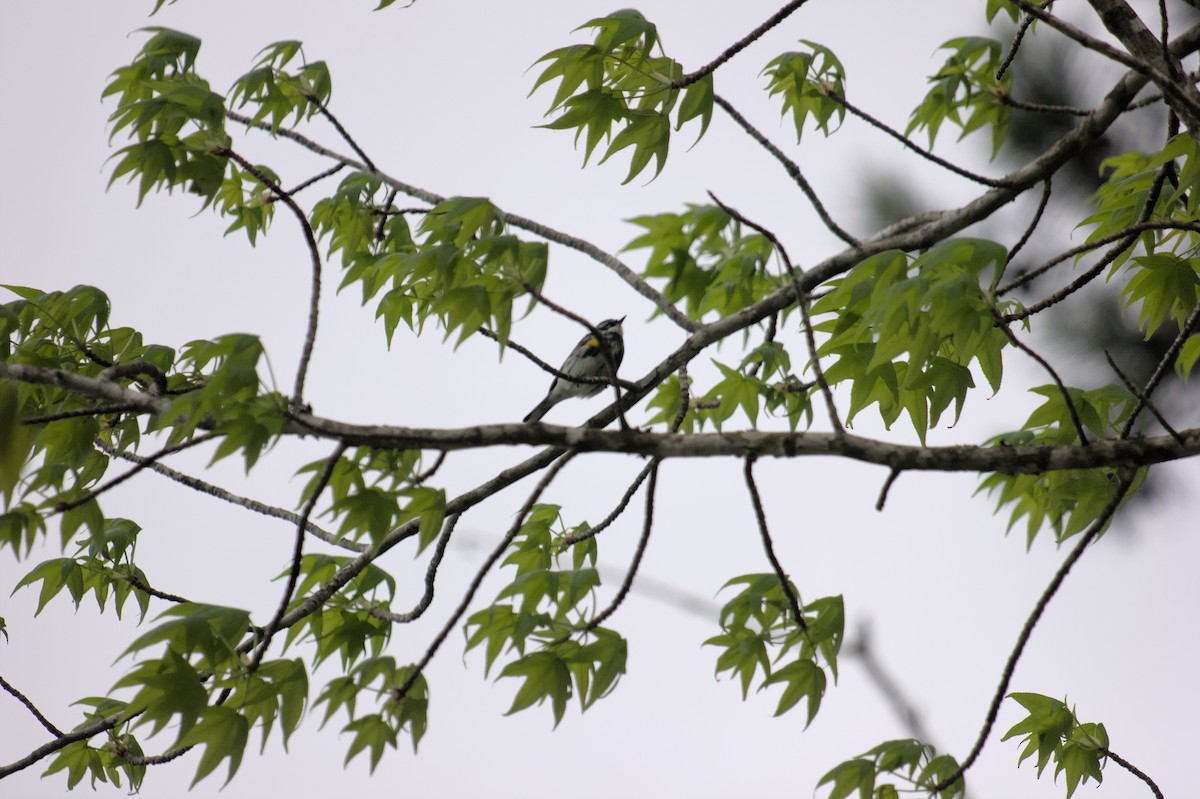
xmin=523 ymin=396 xmax=556 ymax=423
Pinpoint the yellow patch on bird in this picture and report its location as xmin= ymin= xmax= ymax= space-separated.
xmin=587 ymin=337 xmax=599 ymax=348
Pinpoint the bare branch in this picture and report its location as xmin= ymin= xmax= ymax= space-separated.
xmin=1008 ymin=179 xmax=1053 ymax=263
xmin=713 ymin=95 xmax=859 ymax=246
xmin=584 ymin=460 xmax=660 ymax=632
xmin=1122 ymin=298 xmax=1200 ymax=437
xmin=369 ymin=513 xmax=459 ymax=624
xmin=823 ymin=89 xmax=1014 ymax=188
xmin=932 ymin=473 xmax=1136 ymax=791
xmin=997 ymin=5 xmax=1040 ymax=80
xmin=22 ymin=402 xmax=145 ymax=425
xmin=670 ymin=1 xmax=809 ymax=89
xmin=990 ymin=309 xmax=1090 ymax=444
xmin=558 ymin=459 xmax=656 ymax=546
xmin=97 ymin=438 xmax=364 ymax=552
xmin=707 ymin=190 xmax=843 ymax=434
xmin=309 ymin=98 xmax=376 ymax=172
xmin=5 ymin=361 xmax=1200 ymax=473
xmin=743 ymin=456 xmax=808 ymax=631
xmin=0 ymin=713 xmax=123 ymax=779
xmin=247 ymin=441 xmax=347 ymax=673
xmin=1104 ymin=350 xmax=1184 ymax=443
xmin=0 ymin=674 xmax=63 ymax=737
xmin=53 ymin=433 xmax=218 ymax=514
xmin=1103 ymin=748 xmax=1165 ymax=799
xmin=218 ymin=148 xmax=323 ymax=407
xmin=874 ymin=468 xmax=901 ymax=511
xmin=392 ymin=451 xmax=577 ymax=701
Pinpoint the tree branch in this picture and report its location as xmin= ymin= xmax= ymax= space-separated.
xmin=1103 ymin=748 xmax=1165 ymax=799
xmin=392 ymin=451 xmax=577 ymax=701
xmin=0 ymin=674 xmax=63 ymax=737
xmin=224 ymin=109 xmax=699 ymax=333
xmin=583 ymin=459 xmax=660 ymax=632
xmin=743 ymin=456 xmax=808 ymax=631
xmin=368 ymin=513 xmax=459 ymax=624
xmin=247 ymin=441 xmax=347 ymax=673
xmin=669 ymin=1 xmax=809 ymax=88
xmin=932 ymin=473 xmax=1136 ymax=792
xmin=97 ymin=438 xmax=365 ymax=552
xmin=713 ymin=95 xmax=859 ymax=247
xmin=218 ymin=148 xmax=323 ymax=407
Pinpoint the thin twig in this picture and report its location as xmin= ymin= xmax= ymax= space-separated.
xmin=374 ymin=186 xmax=398 ymax=242
xmin=997 ymin=92 xmax=1093 ymax=116
xmin=54 ymin=433 xmax=217 ymax=513
xmin=368 ymin=513 xmax=459 ymax=623
xmin=584 ymin=460 xmax=660 ymax=632
xmin=225 ymin=108 xmax=699 ymax=333
xmin=558 ymin=459 xmax=656 ymax=546
xmin=97 ymin=439 xmax=364 ymax=552
xmin=823 ymin=89 xmax=1014 ymax=188
xmin=875 ymin=468 xmax=901 ymax=511
xmin=247 ymin=441 xmax=347 ymax=673
xmin=280 ymin=162 xmax=346 ymax=199
xmin=219 ymin=148 xmax=323 ymax=407
xmin=413 ymin=451 xmax=447 ymax=486
xmin=706 ymin=191 xmax=843 ymax=434
xmin=1008 ymin=179 xmax=1052 ymax=262
xmin=98 ymin=360 xmax=168 ymax=395
xmin=1104 ymin=748 xmax=1165 ymax=799
xmin=996 ymin=6 xmax=1040 ymax=80
xmin=0 ymin=674 xmax=63 ymax=737
xmin=392 ymin=451 xmax=577 ymax=701
xmin=119 ymin=746 xmax=192 ymax=767
xmin=0 ymin=713 xmax=124 ymax=779
xmin=931 ymin=473 xmax=1136 ymax=792
xmin=1104 ymin=350 xmax=1183 ymax=443
xmin=670 ymin=1 xmax=809 ymax=88
xmin=1122 ymin=298 xmax=1200 ymax=437
xmin=998 ymin=220 xmax=1200 ymax=296
xmin=991 ymin=309 xmax=1090 ymax=444
xmin=743 ymin=456 xmax=808 ymax=631
xmin=309 ymin=99 xmax=376 ymax=172
xmin=123 ymin=572 xmax=190 ymax=605
xmin=22 ymin=403 xmax=144 ymax=425
xmin=714 ymin=94 xmax=859 ymax=246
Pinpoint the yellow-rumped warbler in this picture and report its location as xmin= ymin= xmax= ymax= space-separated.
xmin=523 ymin=318 xmax=625 ymax=423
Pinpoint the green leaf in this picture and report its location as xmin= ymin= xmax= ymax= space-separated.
xmin=342 ymin=714 xmax=397 ymax=772
xmin=818 ymin=758 xmax=875 ymax=799
xmin=762 ymin=41 xmax=846 ymax=142
xmin=500 ymin=649 xmax=572 ymax=726
xmin=176 ymin=705 xmax=250 ymax=787
xmin=762 ymin=658 xmax=826 ymax=724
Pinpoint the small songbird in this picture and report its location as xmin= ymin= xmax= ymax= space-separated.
xmin=523 ymin=318 xmax=625 ymax=423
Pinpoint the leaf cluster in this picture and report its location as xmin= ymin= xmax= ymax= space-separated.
xmin=464 ymin=504 xmax=626 ymax=726
xmin=811 ymin=240 xmax=1011 ymax=443
xmin=1001 ymin=693 xmax=1110 ymax=799
xmin=818 ymin=738 xmax=964 ymax=799
xmin=978 ymin=385 xmax=1143 ymax=546
xmin=704 ymin=574 xmax=842 ymax=725
xmin=531 ymin=9 xmax=713 ymax=183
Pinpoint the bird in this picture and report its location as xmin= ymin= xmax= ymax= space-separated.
xmin=523 ymin=318 xmax=625 ymax=423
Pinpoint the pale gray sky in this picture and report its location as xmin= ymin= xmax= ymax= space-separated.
xmin=1 ymin=2 xmax=1197 ymax=798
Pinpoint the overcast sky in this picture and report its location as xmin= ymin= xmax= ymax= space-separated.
xmin=1 ymin=2 xmax=1197 ymax=798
